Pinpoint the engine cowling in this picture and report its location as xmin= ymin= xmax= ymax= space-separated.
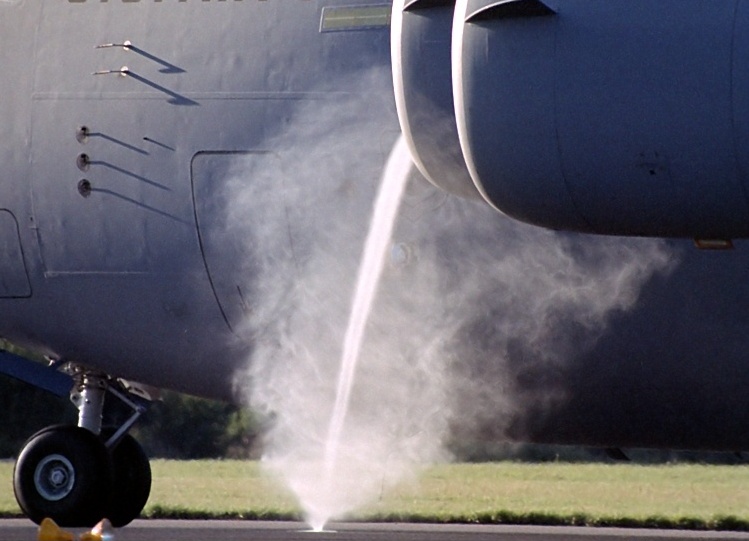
xmin=393 ymin=0 xmax=749 ymax=238
xmin=391 ymin=0 xmax=481 ymax=200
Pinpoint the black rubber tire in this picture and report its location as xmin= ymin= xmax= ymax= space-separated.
xmin=13 ymin=425 xmax=112 ymax=527
xmin=106 ymin=433 xmax=152 ymax=527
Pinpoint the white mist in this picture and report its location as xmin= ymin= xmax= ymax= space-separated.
xmin=305 ymin=136 xmax=412 ymax=530
xmin=227 ymin=69 xmax=676 ymax=532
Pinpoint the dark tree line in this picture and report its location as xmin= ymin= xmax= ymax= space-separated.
xmin=0 ymin=374 xmax=261 ymax=459
xmin=132 ymin=391 xmax=262 ymax=459
xmin=0 ymin=377 xmax=76 ymax=457
xmin=2 ymin=374 xmax=746 ymax=464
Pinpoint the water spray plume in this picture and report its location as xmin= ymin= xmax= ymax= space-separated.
xmin=229 ymin=69 xmax=675 ymax=532
xmin=316 ymin=136 xmax=412 ymax=529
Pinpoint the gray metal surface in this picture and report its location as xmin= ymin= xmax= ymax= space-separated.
xmin=5 ymin=0 xmax=749 ymax=456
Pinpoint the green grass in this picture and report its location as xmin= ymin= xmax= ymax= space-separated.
xmin=3 ymin=461 xmax=749 ymax=529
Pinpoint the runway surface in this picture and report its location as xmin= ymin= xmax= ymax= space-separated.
xmin=4 ymin=519 xmax=749 ymax=541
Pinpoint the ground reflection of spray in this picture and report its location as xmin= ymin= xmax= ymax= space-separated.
xmin=313 ymin=136 xmax=412 ymax=531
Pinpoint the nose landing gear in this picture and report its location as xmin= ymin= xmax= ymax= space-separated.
xmin=12 ymin=365 xmax=153 ymax=528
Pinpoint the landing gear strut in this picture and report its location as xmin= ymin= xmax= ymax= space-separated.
xmin=13 ymin=366 xmax=152 ymax=527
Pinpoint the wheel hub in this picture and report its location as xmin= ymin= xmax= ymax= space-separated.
xmin=34 ymin=454 xmax=75 ymax=501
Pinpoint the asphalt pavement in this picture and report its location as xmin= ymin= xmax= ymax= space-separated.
xmin=5 ymin=519 xmax=749 ymax=541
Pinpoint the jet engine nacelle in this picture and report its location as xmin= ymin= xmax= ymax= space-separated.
xmin=393 ymin=0 xmax=749 ymax=238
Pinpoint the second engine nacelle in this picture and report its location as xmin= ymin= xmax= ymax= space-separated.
xmin=393 ymin=0 xmax=749 ymax=239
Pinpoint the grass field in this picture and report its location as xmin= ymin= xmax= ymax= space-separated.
xmin=3 ymin=461 xmax=749 ymax=529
